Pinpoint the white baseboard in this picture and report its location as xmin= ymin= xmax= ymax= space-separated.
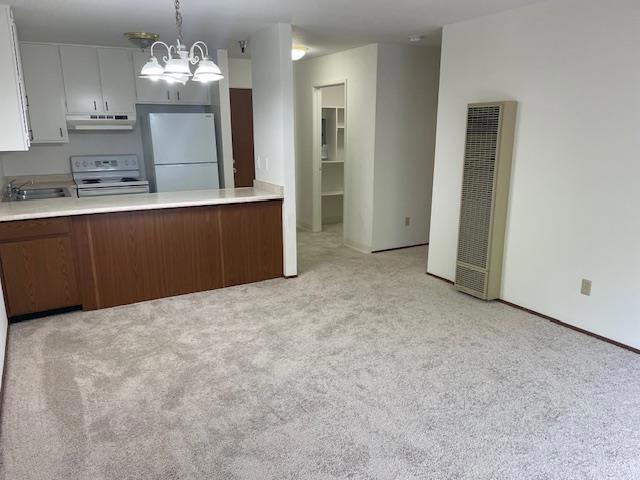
xmin=344 ymin=239 xmax=371 ymax=254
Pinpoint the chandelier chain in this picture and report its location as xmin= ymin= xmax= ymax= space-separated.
xmin=174 ymin=0 xmax=184 ymax=43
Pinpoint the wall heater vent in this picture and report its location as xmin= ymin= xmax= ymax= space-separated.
xmin=455 ymin=101 xmax=517 ymax=300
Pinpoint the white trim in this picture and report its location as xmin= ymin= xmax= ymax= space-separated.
xmin=312 ymin=79 xmax=347 ymax=237
xmin=344 ymin=239 xmax=371 ymax=254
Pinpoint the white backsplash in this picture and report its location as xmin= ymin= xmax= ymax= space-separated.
xmin=0 ymin=127 xmax=144 ymax=178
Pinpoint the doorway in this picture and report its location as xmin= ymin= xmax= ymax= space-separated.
xmin=313 ymin=83 xmax=346 ymax=235
xmin=229 ymin=88 xmax=255 ymax=187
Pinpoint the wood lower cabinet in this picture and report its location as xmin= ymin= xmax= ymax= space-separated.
xmin=73 ymin=205 xmax=225 ymax=309
xmin=72 ymin=200 xmax=283 ymax=310
xmin=0 ymin=200 xmax=284 ymax=315
xmin=0 ymin=218 xmax=81 ymax=317
xmin=219 ymin=201 xmax=283 ymax=287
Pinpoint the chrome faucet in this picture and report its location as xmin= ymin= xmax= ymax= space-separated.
xmin=6 ymin=178 xmax=34 ymax=201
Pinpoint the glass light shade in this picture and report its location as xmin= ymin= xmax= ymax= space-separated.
xmin=164 ymin=57 xmax=192 ymax=76
xmin=163 ymin=72 xmax=189 ymax=84
xmin=139 ymin=56 xmax=164 ymax=77
xmin=192 ymin=58 xmax=224 ymax=83
xmin=291 ymin=46 xmax=307 ymax=61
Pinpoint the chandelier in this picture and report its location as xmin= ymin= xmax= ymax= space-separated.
xmin=139 ymin=0 xmax=223 ymax=84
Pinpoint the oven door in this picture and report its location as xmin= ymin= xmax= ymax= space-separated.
xmin=77 ymin=185 xmax=150 ymax=197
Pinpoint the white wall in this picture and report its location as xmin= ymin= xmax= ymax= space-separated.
xmin=321 ymin=84 xmax=344 ymax=108
xmin=428 ymin=0 xmax=640 ymax=349
xmin=0 ymin=129 xmax=143 ymax=176
xmin=213 ymin=49 xmax=235 ymax=188
xmin=372 ymin=44 xmax=440 ymax=251
xmin=229 ymin=58 xmax=252 ymax=89
xmin=250 ymin=23 xmax=297 ymax=276
xmin=294 ymin=45 xmax=379 ymax=251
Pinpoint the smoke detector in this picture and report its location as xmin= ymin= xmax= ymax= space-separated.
xmin=408 ymin=34 xmax=424 ymax=43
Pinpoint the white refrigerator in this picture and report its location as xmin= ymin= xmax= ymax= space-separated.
xmin=146 ymin=113 xmax=219 ymax=192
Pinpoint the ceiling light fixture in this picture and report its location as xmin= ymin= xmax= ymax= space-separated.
xmin=124 ymin=32 xmax=160 ymax=50
xmin=139 ymin=0 xmax=223 ymax=84
xmin=291 ymin=45 xmax=308 ymax=61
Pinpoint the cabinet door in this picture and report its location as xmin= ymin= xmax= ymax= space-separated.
xmin=175 ymin=81 xmax=210 ymax=105
xmin=133 ymin=51 xmax=173 ymax=104
xmin=219 ymin=201 xmax=283 ymax=286
xmin=72 ymin=207 xmax=223 ymax=310
xmin=0 ymin=6 xmax=29 ymax=151
xmin=0 ymin=236 xmax=81 ymax=316
xmin=98 ymin=48 xmax=136 ymax=114
xmin=20 ymin=43 xmax=68 ymax=143
xmin=60 ymin=45 xmax=102 ymax=113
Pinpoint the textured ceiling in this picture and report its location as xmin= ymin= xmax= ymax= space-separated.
xmin=8 ymin=0 xmax=548 ymax=57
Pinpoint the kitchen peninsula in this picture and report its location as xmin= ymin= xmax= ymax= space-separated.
xmin=0 ymin=187 xmax=283 ymax=317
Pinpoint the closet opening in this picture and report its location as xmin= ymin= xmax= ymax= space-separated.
xmin=312 ymin=82 xmax=346 ymax=238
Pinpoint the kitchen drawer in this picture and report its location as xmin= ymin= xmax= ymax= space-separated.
xmin=0 ymin=217 xmax=70 ymax=241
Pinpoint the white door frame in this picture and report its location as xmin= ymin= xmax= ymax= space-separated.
xmin=312 ymin=80 xmax=347 ymax=235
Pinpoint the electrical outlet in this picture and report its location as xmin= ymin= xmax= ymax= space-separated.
xmin=265 ymin=157 xmax=269 ymax=170
xmin=580 ymin=279 xmax=592 ymax=296
xmin=405 ymin=216 xmax=411 ymax=227
xmin=256 ymin=156 xmax=261 ymax=169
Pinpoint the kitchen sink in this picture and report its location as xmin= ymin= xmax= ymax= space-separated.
xmin=4 ymin=186 xmax=73 ymax=202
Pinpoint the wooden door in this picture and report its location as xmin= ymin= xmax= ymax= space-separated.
xmin=230 ymin=88 xmax=255 ymax=187
xmin=0 ymin=237 xmax=81 ymax=316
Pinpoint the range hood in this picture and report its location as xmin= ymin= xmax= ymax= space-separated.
xmin=66 ymin=114 xmax=136 ymax=131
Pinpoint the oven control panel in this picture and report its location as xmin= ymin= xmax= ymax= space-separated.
xmin=71 ymin=155 xmax=139 ymax=172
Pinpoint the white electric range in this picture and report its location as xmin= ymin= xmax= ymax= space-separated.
xmin=71 ymin=155 xmax=150 ymax=197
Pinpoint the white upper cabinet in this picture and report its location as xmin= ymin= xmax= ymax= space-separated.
xmin=60 ymin=45 xmax=102 ymax=114
xmin=0 ymin=6 xmax=29 ymax=151
xmin=176 ymin=81 xmax=210 ymax=105
xmin=133 ymin=50 xmax=173 ymax=103
xmin=97 ymin=48 xmax=136 ymax=114
xmin=60 ymin=45 xmax=136 ymax=115
xmin=20 ymin=43 xmax=68 ymax=143
xmin=133 ymin=50 xmax=210 ymax=105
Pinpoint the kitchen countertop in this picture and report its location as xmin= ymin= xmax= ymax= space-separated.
xmin=0 ymin=188 xmax=283 ymax=222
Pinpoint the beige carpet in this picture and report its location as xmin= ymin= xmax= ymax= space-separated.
xmin=1 ymin=224 xmax=639 ymax=479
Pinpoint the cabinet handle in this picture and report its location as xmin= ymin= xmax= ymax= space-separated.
xmin=93 ymin=100 xmax=97 ymax=111
xmin=167 ymin=91 xmax=170 ymax=100
xmin=29 ymin=129 xmax=33 ymax=141
xmin=105 ymin=100 xmax=109 ymax=111
xmin=177 ymin=91 xmax=180 ymax=101
xmin=59 ymin=127 xmax=63 ymax=138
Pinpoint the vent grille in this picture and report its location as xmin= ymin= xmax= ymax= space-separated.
xmin=455 ymin=265 xmax=487 ymax=297
xmin=457 ymin=105 xmax=500 ymax=269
